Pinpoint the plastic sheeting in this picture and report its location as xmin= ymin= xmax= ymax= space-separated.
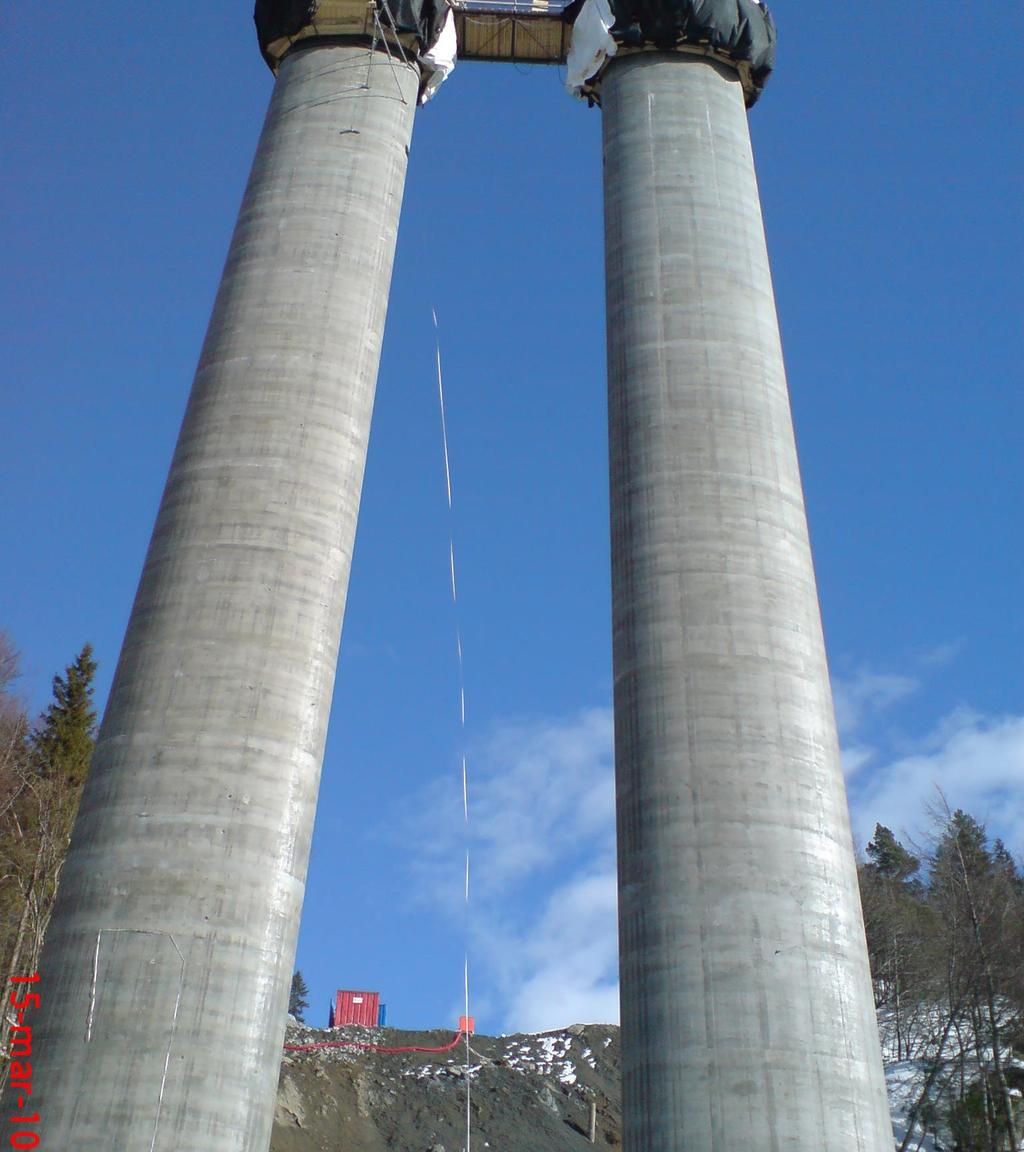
xmin=566 ymin=0 xmax=618 ymax=97
xmin=419 ymin=5 xmax=458 ymax=103
xmin=255 ymin=0 xmax=449 ymax=59
xmin=381 ymin=0 xmax=449 ymax=51
xmin=606 ymin=0 xmax=775 ymax=89
xmin=255 ymin=0 xmax=458 ymax=101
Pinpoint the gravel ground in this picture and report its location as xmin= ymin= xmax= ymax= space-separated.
xmin=272 ymin=1022 xmax=622 ymax=1152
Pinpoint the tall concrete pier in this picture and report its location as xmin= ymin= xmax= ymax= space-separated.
xmin=603 ymin=52 xmax=892 ymax=1151
xmin=17 ymin=4 xmax=892 ymax=1148
xmin=25 ymin=42 xmax=418 ymax=1150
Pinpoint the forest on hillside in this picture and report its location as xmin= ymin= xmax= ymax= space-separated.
xmin=859 ymin=817 xmax=1024 ymax=1150
xmin=0 ymin=632 xmax=96 ymax=1077
xmin=0 ymin=627 xmax=1021 ymax=1149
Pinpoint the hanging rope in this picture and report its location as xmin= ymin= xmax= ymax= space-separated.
xmin=283 ymin=316 xmax=474 ymax=1148
xmin=433 ymin=308 xmax=473 ymax=1152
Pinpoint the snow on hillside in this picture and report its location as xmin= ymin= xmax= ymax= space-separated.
xmin=887 ymin=1060 xmax=938 ymax=1152
xmin=877 ymin=1003 xmax=1024 ymax=1151
xmin=275 ymin=1014 xmax=1023 ymax=1152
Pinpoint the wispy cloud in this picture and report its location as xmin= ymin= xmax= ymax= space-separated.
xmin=841 ymin=743 xmax=878 ymax=780
xmin=913 ymin=639 xmax=966 ymax=671
xmin=832 ymin=667 xmax=920 ymax=738
xmin=401 ymin=706 xmax=619 ymax=1031
xmin=466 ymin=707 xmax=615 ymax=894
xmin=834 ymin=660 xmax=1024 ymax=860
xmin=500 ymin=866 xmax=619 ymax=1031
xmin=846 ymin=707 xmax=1024 ymax=859
xmin=402 ymin=663 xmax=1024 ymax=1034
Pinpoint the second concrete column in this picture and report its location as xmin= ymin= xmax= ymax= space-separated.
xmin=603 ymin=53 xmax=892 ymax=1152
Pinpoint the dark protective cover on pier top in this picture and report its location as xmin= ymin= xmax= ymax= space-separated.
xmin=608 ymin=0 xmax=776 ymax=87
xmin=255 ymin=0 xmax=446 ymax=56
xmin=254 ymin=0 xmax=317 ymax=49
xmin=380 ymin=0 xmax=448 ymax=48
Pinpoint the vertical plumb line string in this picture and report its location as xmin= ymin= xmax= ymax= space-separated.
xmin=433 ymin=308 xmax=471 ymax=1152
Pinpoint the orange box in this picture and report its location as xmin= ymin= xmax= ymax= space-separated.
xmin=458 ymin=1015 xmax=475 ymax=1035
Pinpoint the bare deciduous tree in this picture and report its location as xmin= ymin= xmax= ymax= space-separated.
xmin=0 ymin=639 xmax=97 ymax=1088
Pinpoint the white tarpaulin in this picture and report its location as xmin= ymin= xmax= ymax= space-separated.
xmin=566 ymin=0 xmax=617 ymax=97
xmin=419 ymin=5 xmax=458 ymax=104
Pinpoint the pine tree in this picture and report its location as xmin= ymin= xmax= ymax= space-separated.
xmin=289 ymin=970 xmax=309 ymax=1022
xmin=925 ymin=806 xmax=1021 ymax=1151
xmin=866 ymin=824 xmax=921 ymax=884
xmin=860 ymin=824 xmax=933 ymax=1061
xmin=857 ymin=806 xmax=1024 ymax=1151
xmin=991 ymin=839 xmax=1023 ymax=895
xmin=30 ymin=643 xmax=97 ymax=786
xmin=932 ymin=809 xmax=992 ymax=890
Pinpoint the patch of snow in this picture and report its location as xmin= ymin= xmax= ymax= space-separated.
xmin=499 ymin=1033 xmax=581 ymax=1088
xmin=886 ymin=1059 xmax=938 ymax=1152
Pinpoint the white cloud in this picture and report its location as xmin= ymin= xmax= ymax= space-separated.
xmin=500 ymin=866 xmax=619 ymax=1032
xmin=403 ymin=667 xmax=1024 ymax=1035
xmin=847 ymin=709 xmax=1024 ymax=860
xmin=841 ymin=743 xmax=877 ymax=779
xmin=467 ymin=707 xmax=615 ymax=894
xmin=402 ymin=706 xmax=619 ymax=1032
xmin=832 ymin=667 xmax=919 ymax=738
xmin=833 ymin=662 xmax=1024 ymax=860
xmin=913 ymin=640 xmax=965 ymax=671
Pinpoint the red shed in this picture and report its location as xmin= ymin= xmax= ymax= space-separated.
xmin=330 ymin=989 xmax=380 ymax=1029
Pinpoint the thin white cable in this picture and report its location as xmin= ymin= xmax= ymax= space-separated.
xmin=462 ymin=754 xmax=469 ymax=822
xmin=433 ymin=308 xmax=472 ymax=1152
xmin=435 ymin=324 xmax=454 ymax=507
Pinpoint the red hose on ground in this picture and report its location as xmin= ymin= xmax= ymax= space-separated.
xmin=284 ymin=1031 xmax=464 ymax=1055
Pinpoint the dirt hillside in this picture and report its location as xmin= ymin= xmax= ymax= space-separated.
xmin=272 ymin=1021 xmax=622 ymax=1152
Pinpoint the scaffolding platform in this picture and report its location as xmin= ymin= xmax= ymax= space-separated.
xmin=258 ymin=0 xmax=571 ymax=71
xmin=255 ymin=0 xmax=770 ymax=104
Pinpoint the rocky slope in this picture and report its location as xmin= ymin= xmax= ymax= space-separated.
xmin=272 ymin=1022 xmax=621 ymax=1152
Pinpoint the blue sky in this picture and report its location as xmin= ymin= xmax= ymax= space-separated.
xmin=3 ymin=4 xmax=1021 ymax=1035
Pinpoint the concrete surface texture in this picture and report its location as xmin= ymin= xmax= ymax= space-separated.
xmin=20 ymin=42 xmax=418 ymax=1151
xmin=602 ymin=53 xmax=893 ymax=1151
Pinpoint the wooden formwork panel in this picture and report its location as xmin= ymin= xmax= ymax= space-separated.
xmin=454 ymin=11 xmax=568 ymax=63
xmin=262 ymin=0 xmax=570 ymax=70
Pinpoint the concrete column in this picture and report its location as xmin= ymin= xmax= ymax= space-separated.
xmin=22 ymin=43 xmax=418 ymax=1151
xmin=603 ymin=54 xmax=892 ymax=1151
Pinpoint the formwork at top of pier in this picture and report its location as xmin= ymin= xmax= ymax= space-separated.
xmin=255 ymin=0 xmax=775 ymax=101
